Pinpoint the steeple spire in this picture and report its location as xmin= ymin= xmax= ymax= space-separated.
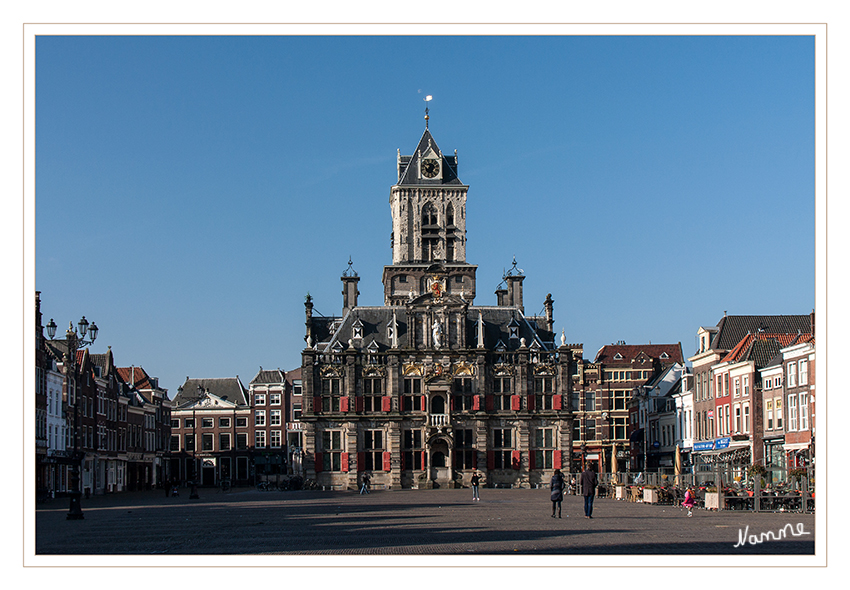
xmin=424 ymin=94 xmax=432 ymax=128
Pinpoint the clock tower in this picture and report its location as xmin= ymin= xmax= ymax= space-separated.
xmin=382 ymin=127 xmax=478 ymax=306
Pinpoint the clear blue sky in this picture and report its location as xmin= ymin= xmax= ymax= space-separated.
xmin=34 ymin=35 xmax=815 ymax=396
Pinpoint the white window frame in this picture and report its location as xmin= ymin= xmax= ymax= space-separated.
xmin=255 ymin=430 xmax=266 ymax=448
xmin=270 ymin=430 xmax=282 ymax=448
xmin=788 ymin=395 xmax=798 ymax=431
xmin=799 ymin=360 xmax=808 ymax=386
xmin=255 ymin=410 xmax=266 ymax=427
xmin=787 ymin=363 xmax=797 ymax=388
xmin=799 ymin=393 xmax=809 ymax=430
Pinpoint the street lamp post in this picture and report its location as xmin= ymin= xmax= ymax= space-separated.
xmin=46 ymin=316 xmax=98 ymax=520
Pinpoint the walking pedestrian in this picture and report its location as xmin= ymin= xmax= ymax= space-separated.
xmin=360 ymin=472 xmax=371 ymax=495
xmin=682 ymin=487 xmax=696 ymax=517
xmin=581 ymin=464 xmax=598 ymax=518
xmin=471 ymin=472 xmax=481 ymax=501
xmin=550 ymin=469 xmax=566 ymax=518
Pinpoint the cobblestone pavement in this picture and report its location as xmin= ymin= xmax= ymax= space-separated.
xmin=34 ymin=487 xmax=816 ymax=556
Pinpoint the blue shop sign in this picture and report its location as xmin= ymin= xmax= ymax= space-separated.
xmin=715 ymin=437 xmax=731 ymax=449
xmin=693 ymin=441 xmax=714 ymax=452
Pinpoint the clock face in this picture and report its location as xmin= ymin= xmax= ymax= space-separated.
xmin=421 ymin=158 xmax=440 ymax=178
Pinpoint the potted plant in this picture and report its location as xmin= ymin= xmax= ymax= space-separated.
xmin=615 ymin=483 xmax=628 ymax=500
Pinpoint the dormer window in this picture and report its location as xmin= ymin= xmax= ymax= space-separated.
xmin=508 ymin=317 xmax=520 ymax=340
xmin=367 ymin=340 xmax=379 ymax=354
xmin=331 ymin=341 xmax=344 ymax=353
xmin=352 ymin=318 xmax=364 ymax=340
xmin=614 ymin=353 xmax=623 ymax=361
xmin=660 ymin=352 xmax=670 ymax=360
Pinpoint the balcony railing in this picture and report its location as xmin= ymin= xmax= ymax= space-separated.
xmin=429 ymin=414 xmax=449 ymax=427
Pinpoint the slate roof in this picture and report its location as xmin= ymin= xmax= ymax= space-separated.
xmin=710 ymin=314 xmax=813 ymax=351
xmin=173 ymin=377 xmax=248 ymax=408
xmin=250 ymin=367 xmax=286 ymax=385
xmin=312 ymin=304 xmax=555 ymax=354
xmin=396 ymin=129 xmax=464 ymax=186
xmin=89 ymin=351 xmax=113 ymax=376
xmin=593 ymin=343 xmax=684 ymax=365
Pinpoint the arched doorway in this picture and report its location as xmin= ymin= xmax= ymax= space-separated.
xmin=430 ymin=438 xmax=452 ymax=485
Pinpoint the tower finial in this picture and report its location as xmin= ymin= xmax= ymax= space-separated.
xmin=424 ymin=94 xmax=432 ymax=128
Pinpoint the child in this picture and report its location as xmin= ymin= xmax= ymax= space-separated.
xmin=682 ymin=487 xmax=696 ymax=517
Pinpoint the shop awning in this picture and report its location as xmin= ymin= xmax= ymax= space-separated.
xmin=783 ymin=442 xmax=811 ymax=451
xmin=629 ymin=428 xmax=644 ymax=442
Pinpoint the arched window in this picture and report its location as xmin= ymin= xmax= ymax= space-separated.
xmin=422 ymin=203 xmax=438 ymax=227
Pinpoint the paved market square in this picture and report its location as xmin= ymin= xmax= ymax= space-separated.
xmin=34 ymin=487 xmax=815 ymax=556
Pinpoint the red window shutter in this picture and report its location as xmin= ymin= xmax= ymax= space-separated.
xmin=485 ymin=394 xmax=493 ymax=411
xmin=383 ymin=451 xmax=391 ymax=471
xmin=314 ymin=451 xmax=323 ymax=473
xmin=472 ymin=394 xmax=480 ymax=411
xmin=553 ymin=394 xmax=562 ymax=410
xmin=527 ymin=394 xmax=535 ymax=411
xmin=421 ymin=451 xmax=427 ymax=470
xmin=529 ymin=450 xmax=536 ymax=470
xmin=340 ymin=396 xmax=349 ymax=412
xmin=341 ymin=452 xmax=349 ymax=472
xmin=450 ymin=396 xmax=455 ymax=412
xmin=313 ymin=396 xmax=321 ymax=413
xmin=554 ymin=450 xmax=562 ymax=470
xmin=512 ymin=450 xmax=521 ymax=470
xmin=355 ymin=396 xmax=363 ymax=413
xmin=420 ymin=395 xmax=426 ymax=412
xmin=382 ymin=396 xmax=392 ymax=412
xmin=357 ymin=452 xmax=365 ymax=472
xmin=511 ymin=395 xmax=520 ymax=411
xmin=487 ymin=450 xmax=495 ymax=470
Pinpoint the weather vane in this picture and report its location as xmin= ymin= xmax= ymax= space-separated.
xmin=424 ymin=94 xmax=432 ymax=128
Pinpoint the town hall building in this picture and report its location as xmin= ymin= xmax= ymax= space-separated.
xmin=299 ymin=119 xmax=584 ymax=490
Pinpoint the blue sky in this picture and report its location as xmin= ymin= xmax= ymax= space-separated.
xmin=34 ymin=34 xmax=815 ymax=395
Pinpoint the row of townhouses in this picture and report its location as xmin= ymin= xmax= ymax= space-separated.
xmin=35 ymin=292 xmax=172 ymax=497
xmin=35 ymin=123 xmax=815 ymax=495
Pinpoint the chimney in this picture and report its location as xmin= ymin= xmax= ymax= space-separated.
xmin=341 ymin=258 xmax=360 ymax=315
xmin=495 ymin=286 xmax=508 ymax=307
xmin=505 ymin=274 xmax=524 ymax=313
xmin=304 ymin=294 xmax=314 ymax=347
